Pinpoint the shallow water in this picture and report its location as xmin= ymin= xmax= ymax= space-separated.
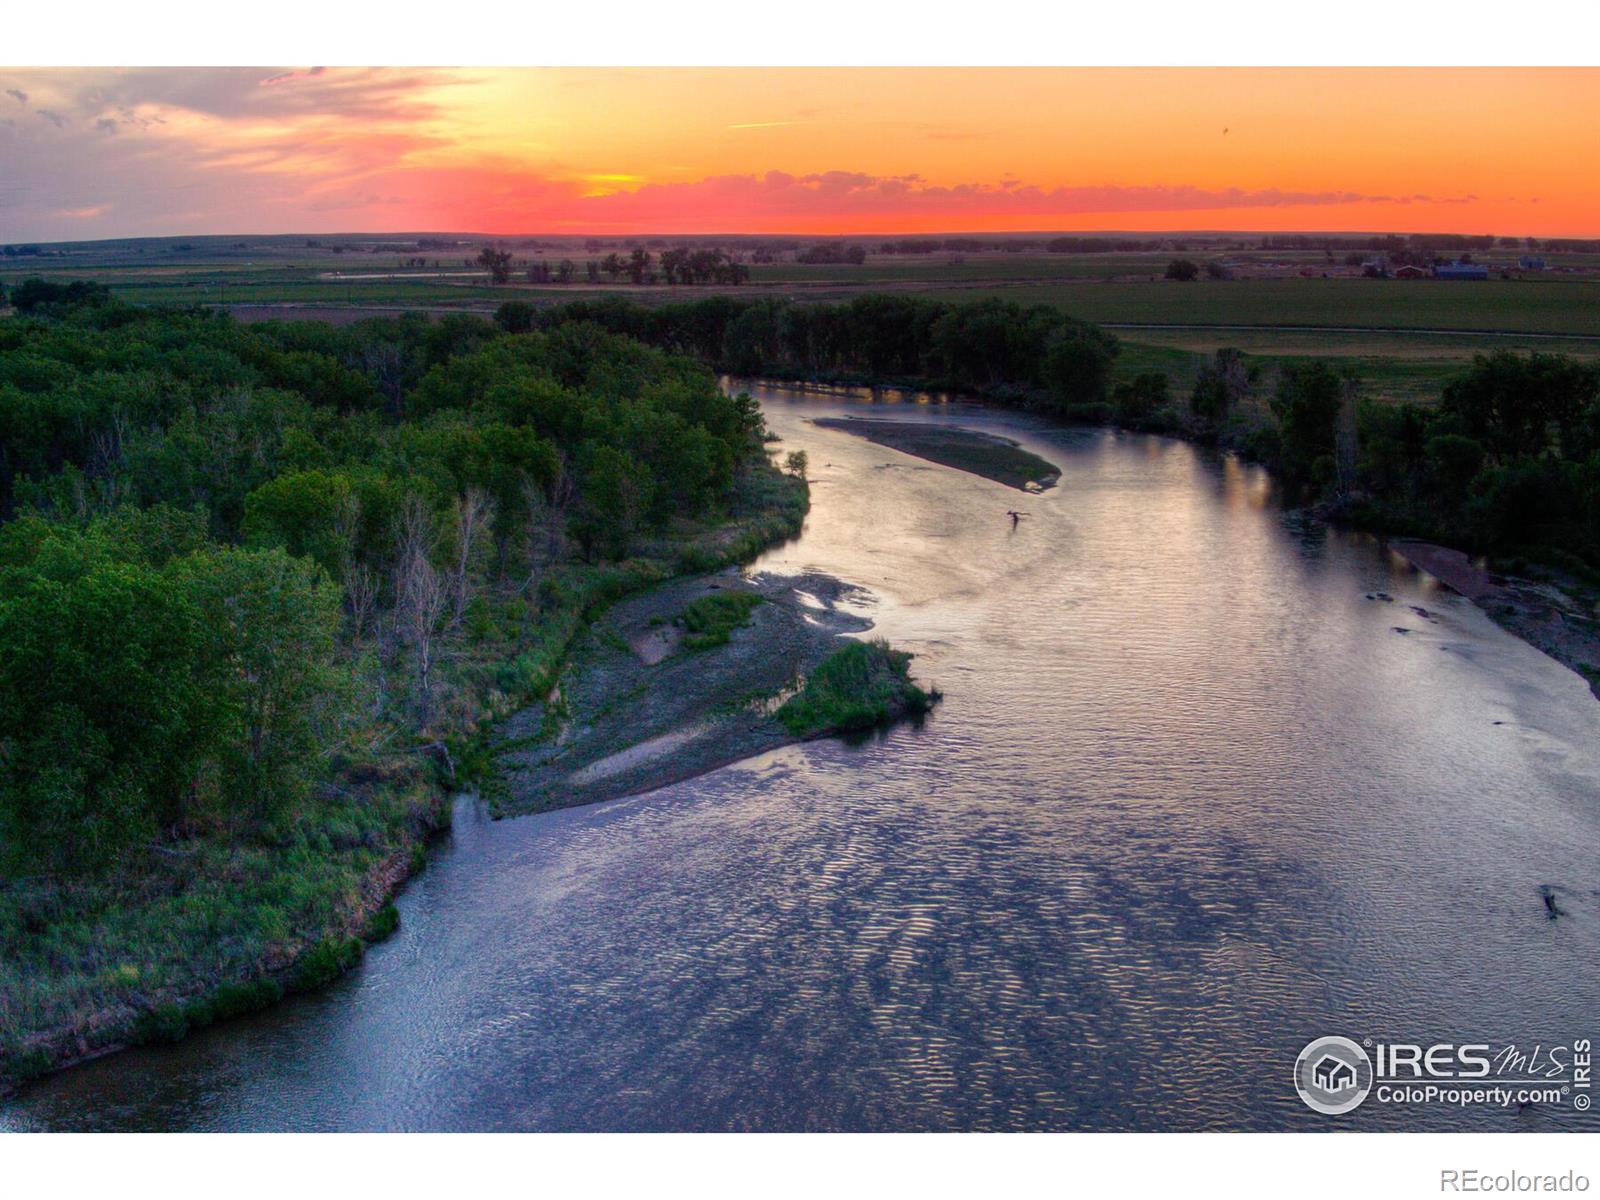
xmin=6 ymin=384 xmax=1599 ymax=1132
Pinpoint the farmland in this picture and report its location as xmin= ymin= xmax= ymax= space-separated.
xmin=6 ymin=233 xmax=1599 ymax=409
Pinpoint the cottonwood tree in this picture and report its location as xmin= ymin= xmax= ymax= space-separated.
xmin=449 ymin=487 xmax=494 ymax=628
xmin=394 ymin=499 xmax=448 ymax=730
xmin=344 ymin=561 xmax=378 ymax=649
xmin=1191 ymin=348 xmax=1255 ymax=428
xmin=179 ymin=545 xmax=341 ymax=821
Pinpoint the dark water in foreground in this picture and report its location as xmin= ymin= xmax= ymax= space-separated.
xmin=6 ymin=386 xmax=1600 ymax=1132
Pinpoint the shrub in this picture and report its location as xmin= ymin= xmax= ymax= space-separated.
xmin=288 ymin=935 xmax=363 ymax=993
xmin=679 ymin=591 xmax=764 ymax=649
xmin=777 ymin=639 xmax=936 ymax=736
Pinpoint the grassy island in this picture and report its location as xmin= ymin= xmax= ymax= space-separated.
xmin=777 ymin=639 xmax=939 ymax=737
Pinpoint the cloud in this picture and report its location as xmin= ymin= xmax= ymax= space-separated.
xmin=9 ymin=66 xmax=472 ymax=129
xmin=261 ymin=67 xmax=327 ymax=86
xmin=541 ymin=170 xmax=1447 ymax=227
xmin=0 ymin=67 xmax=1505 ymax=240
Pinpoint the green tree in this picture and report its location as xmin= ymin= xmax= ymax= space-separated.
xmin=0 ymin=556 xmax=212 ymax=868
xmin=177 ymin=546 xmax=342 ymax=819
xmin=572 ymin=445 xmax=652 ymax=559
xmin=1270 ymin=361 xmax=1348 ymax=488
xmin=1191 ymin=348 xmax=1253 ymax=428
xmin=242 ymin=469 xmax=357 ymax=577
xmin=1442 ymin=351 xmax=1600 ymax=464
xmin=1426 ymin=433 xmax=1487 ymax=495
xmin=1112 ymin=373 xmax=1170 ymax=425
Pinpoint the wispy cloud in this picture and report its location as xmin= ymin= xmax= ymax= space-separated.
xmin=544 ymin=169 xmax=1458 ymax=225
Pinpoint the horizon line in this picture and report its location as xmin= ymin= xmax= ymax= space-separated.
xmin=9 ymin=227 xmax=1598 ymax=249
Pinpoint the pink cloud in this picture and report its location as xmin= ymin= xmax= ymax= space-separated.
xmin=473 ymin=170 xmax=1473 ymax=231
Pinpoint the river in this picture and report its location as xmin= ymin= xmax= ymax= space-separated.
xmin=5 ymin=383 xmax=1598 ymax=1132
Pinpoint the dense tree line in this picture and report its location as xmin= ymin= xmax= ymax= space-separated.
xmin=509 ymin=294 xmax=1600 ymax=572
xmin=795 ymin=243 xmax=867 ymax=265
xmin=500 ymin=294 xmax=1122 ymax=417
xmin=1170 ymin=345 xmax=1600 ymax=571
xmin=1349 ymin=352 xmax=1600 ymax=569
xmin=0 ymin=290 xmax=768 ymax=872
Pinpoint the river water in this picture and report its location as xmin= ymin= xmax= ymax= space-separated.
xmin=5 ymin=384 xmax=1599 ymax=1132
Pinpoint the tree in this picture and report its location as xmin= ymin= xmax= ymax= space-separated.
xmin=0 ymin=555 xmax=213 ymax=868
xmin=448 ymin=487 xmax=494 ymax=627
xmin=242 ymin=469 xmax=356 ymax=577
xmin=178 ymin=546 xmax=341 ymax=819
xmin=1425 ymin=433 xmax=1487 ymax=495
xmin=495 ymin=301 xmax=536 ymax=334
xmin=1040 ymin=323 xmax=1118 ymax=413
xmin=1112 ymin=373 xmax=1170 ymax=425
xmin=1441 ymin=351 xmax=1599 ymax=464
xmin=345 ymin=561 xmax=378 ymax=649
xmin=476 ymin=246 xmax=514 ymax=284
xmin=572 ymin=446 xmax=651 ymax=559
xmin=8 ymin=277 xmax=113 ymax=314
xmin=393 ymin=499 xmax=448 ymax=729
xmin=1191 ymin=348 xmax=1253 ymax=428
xmin=1165 ymin=259 xmax=1200 ymax=282
xmin=1270 ymin=361 xmax=1347 ymax=488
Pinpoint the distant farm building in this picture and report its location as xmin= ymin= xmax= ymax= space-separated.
xmin=1393 ymin=265 xmax=1428 ymax=280
xmin=1434 ymin=262 xmax=1489 ymax=281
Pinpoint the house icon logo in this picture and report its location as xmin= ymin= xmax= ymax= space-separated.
xmin=1313 ymin=1054 xmax=1356 ymax=1093
xmin=1294 ymin=1036 xmax=1373 ymax=1115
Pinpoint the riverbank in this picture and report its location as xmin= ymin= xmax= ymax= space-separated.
xmin=495 ymin=570 xmax=936 ymax=814
xmin=1388 ymin=540 xmax=1600 ymax=701
xmin=0 ymin=460 xmax=815 ymax=1097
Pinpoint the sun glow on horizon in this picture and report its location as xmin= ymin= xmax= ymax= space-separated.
xmin=0 ymin=67 xmax=1595 ymax=241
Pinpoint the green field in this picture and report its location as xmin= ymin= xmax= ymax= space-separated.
xmin=923 ymin=277 xmax=1600 ymax=337
xmin=1112 ymin=327 xmax=1600 ymax=407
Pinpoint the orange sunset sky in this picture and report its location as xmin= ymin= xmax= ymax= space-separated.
xmin=1 ymin=67 xmax=1596 ymax=242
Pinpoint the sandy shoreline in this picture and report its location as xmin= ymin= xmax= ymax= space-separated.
xmin=495 ymin=568 xmax=891 ymax=814
xmin=812 ymin=416 xmax=1060 ymax=492
xmin=1389 ymin=539 xmax=1600 ymax=701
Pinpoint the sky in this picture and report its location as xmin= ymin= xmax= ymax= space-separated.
xmin=1 ymin=67 xmax=1596 ymax=242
